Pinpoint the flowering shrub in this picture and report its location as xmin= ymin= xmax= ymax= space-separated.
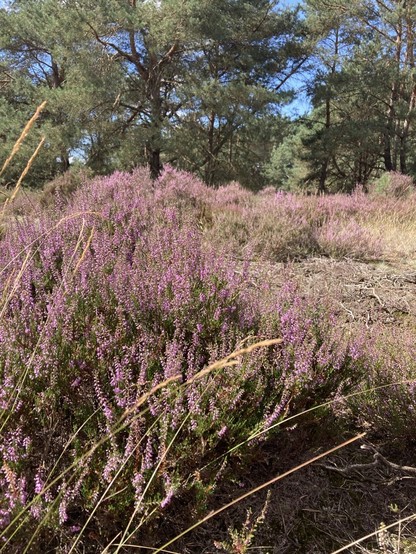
xmin=315 ymin=217 xmax=382 ymax=259
xmin=205 ymin=183 xmax=416 ymax=261
xmin=370 ymin=171 xmax=415 ymax=198
xmin=0 ymin=169 xmax=370 ymax=551
xmin=204 ymin=187 xmax=388 ymax=261
xmin=346 ymin=327 xmax=416 ymax=442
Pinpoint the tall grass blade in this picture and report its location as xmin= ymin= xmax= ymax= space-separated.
xmin=2 ymin=136 xmax=46 ymax=214
xmin=154 ymin=433 xmax=366 ymax=553
xmin=0 ymin=101 xmax=47 ymax=178
xmin=331 ymin=513 xmax=416 ymax=553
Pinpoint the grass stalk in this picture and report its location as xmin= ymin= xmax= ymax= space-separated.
xmin=1 ymin=339 xmax=283 ymax=550
xmin=0 ymin=101 xmax=47 ymax=178
xmin=67 ymin=416 xmax=163 ymax=554
xmin=154 ymin=433 xmax=366 ymax=554
xmin=197 ymin=378 xmax=416 ymax=476
xmin=0 ymin=218 xmax=88 ymax=433
xmin=2 ymin=136 xmax=46 ymax=215
xmin=112 ymin=412 xmax=191 ymax=553
xmin=331 ymin=513 xmax=416 ymax=553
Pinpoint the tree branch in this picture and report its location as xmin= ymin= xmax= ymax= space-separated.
xmin=86 ymin=21 xmax=148 ymax=80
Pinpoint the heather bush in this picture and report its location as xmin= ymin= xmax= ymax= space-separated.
xmin=0 ymin=169 xmax=369 ymax=551
xmin=370 ymin=171 xmax=415 ymax=198
xmin=315 ymin=217 xmax=383 ymax=259
xmin=205 ymin=203 xmax=319 ymax=261
xmin=39 ymin=167 xmax=94 ymax=209
xmin=205 ymin=187 xmax=386 ymax=261
xmin=346 ymin=327 xmax=416 ymax=443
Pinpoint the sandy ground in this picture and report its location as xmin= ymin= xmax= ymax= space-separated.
xmin=247 ymin=257 xmax=416 ymax=331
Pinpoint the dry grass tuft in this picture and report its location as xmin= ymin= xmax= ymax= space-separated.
xmin=2 ymin=136 xmax=46 ymax=215
xmin=363 ymin=217 xmax=416 ymax=260
xmin=0 ymin=101 xmax=46 ymax=178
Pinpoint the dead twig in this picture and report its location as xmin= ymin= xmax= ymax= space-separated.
xmin=319 ymin=443 xmax=416 ymax=479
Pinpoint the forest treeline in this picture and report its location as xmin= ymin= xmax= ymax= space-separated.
xmin=1 ymin=0 xmax=416 ymax=192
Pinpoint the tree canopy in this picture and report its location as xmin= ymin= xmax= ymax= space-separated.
xmin=1 ymin=0 xmax=416 ymax=191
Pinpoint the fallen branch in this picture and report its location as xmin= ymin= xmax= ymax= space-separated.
xmin=319 ymin=443 xmax=416 ymax=477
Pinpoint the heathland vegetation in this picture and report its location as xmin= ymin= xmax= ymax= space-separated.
xmin=1 ymin=165 xmax=416 ymax=552
xmin=1 ymin=1 xmax=416 ymax=553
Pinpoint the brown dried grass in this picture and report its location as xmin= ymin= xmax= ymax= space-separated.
xmin=0 ymin=101 xmax=47 ymax=179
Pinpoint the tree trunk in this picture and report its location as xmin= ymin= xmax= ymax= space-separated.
xmin=60 ymin=150 xmax=70 ymax=173
xmin=399 ymin=135 xmax=407 ymax=174
xmin=147 ymin=147 xmax=162 ymax=180
xmin=147 ymin=73 xmax=164 ymax=180
xmin=384 ymin=17 xmax=403 ymax=171
xmin=205 ymin=111 xmax=216 ymax=185
xmin=399 ymin=11 xmax=416 ymax=175
xmin=318 ymin=159 xmax=328 ymax=194
xmin=384 ymin=135 xmax=394 ymax=171
xmin=318 ymin=93 xmax=331 ymax=194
